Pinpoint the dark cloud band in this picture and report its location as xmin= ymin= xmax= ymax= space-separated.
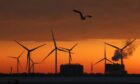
xmin=0 ymin=0 xmax=140 ymax=41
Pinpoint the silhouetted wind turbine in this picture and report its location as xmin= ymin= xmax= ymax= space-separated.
xmin=42 ymin=30 xmax=67 ymax=74
xmin=30 ymin=58 xmax=41 ymax=73
xmin=8 ymin=52 xmax=24 ymax=73
xmin=10 ymin=67 xmax=13 ymax=74
xmin=105 ymin=39 xmax=136 ymax=66
xmin=91 ymin=62 xmax=93 ymax=73
xmin=15 ymin=40 xmax=46 ymax=74
xmin=73 ymin=9 xmax=92 ymax=20
xmin=59 ymin=43 xmax=78 ymax=64
xmin=94 ymin=43 xmax=114 ymax=73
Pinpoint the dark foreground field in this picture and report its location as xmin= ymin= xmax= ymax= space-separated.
xmin=1 ymin=74 xmax=140 ymax=84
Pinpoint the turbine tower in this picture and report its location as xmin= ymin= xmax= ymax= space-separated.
xmin=91 ymin=62 xmax=93 ymax=73
xmin=15 ymin=40 xmax=46 ymax=74
xmin=105 ymin=39 xmax=136 ymax=66
xmin=42 ymin=30 xmax=67 ymax=74
xmin=10 ymin=67 xmax=13 ymax=74
xmin=94 ymin=43 xmax=114 ymax=73
xmin=59 ymin=43 xmax=78 ymax=64
xmin=8 ymin=51 xmax=24 ymax=73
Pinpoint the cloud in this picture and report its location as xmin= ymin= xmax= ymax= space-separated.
xmin=0 ymin=0 xmax=140 ymax=41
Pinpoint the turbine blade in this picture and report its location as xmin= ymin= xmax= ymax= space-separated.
xmin=35 ymin=62 xmax=40 ymax=64
xmin=51 ymin=30 xmax=57 ymax=48
xmin=71 ymin=43 xmax=78 ymax=50
xmin=58 ymin=48 xmax=68 ymax=52
xmin=94 ymin=58 xmax=104 ymax=65
xmin=59 ymin=47 xmax=69 ymax=51
xmin=122 ymin=39 xmax=136 ymax=49
xmin=105 ymin=42 xmax=120 ymax=50
xmin=106 ymin=58 xmax=114 ymax=64
xmin=42 ymin=49 xmax=55 ymax=62
xmin=8 ymin=56 xmax=17 ymax=59
xmin=15 ymin=40 xmax=29 ymax=51
xmin=31 ymin=44 xmax=46 ymax=51
xmin=18 ymin=51 xmax=24 ymax=58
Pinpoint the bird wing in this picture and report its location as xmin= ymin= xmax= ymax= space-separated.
xmin=73 ymin=10 xmax=84 ymax=19
xmin=73 ymin=10 xmax=81 ymax=14
xmin=86 ymin=15 xmax=92 ymax=18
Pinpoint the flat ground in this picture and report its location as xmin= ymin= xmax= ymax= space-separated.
xmin=1 ymin=76 xmax=140 ymax=84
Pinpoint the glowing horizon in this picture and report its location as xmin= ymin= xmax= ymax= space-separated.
xmin=0 ymin=39 xmax=139 ymax=74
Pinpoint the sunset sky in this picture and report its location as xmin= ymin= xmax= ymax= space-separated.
xmin=0 ymin=0 xmax=140 ymax=74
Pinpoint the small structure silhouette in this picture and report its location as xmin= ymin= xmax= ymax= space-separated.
xmin=60 ymin=64 xmax=84 ymax=75
xmin=105 ymin=63 xmax=127 ymax=75
xmin=105 ymin=39 xmax=136 ymax=75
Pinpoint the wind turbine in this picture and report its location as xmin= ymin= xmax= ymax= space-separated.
xmin=94 ymin=43 xmax=114 ymax=73
xmin=105 ymin=39 xmax=136 ymax=66
xmin=59 ymin=43 xmax=78 ymax=64
xmin=42 ymin=30 xmax=67 ymax=74
xmin=91 ymin=62 xmax=93 ymax=73
xmin=15 ymin=40 xmax=46 ymax=74
xmin=8 ymin=51 xmax=24 ymax=73
xmin=10 ymin=67 xmax=13 ymax=74
xmin=30 ymin=58 xmax=41 ymax=73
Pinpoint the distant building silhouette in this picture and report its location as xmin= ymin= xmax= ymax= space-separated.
xmin=105 ymin=64 xmax=127 ymax=75
xmin=60 ymin=64 xmax=84 ymax=75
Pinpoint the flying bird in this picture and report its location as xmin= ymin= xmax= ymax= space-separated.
xmin=73 ymin=9 xmax=92 ymax=20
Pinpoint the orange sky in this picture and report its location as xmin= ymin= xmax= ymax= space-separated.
xmin=0 ymin=39 xmax=140 ymax=74
xmin=1 ymin=0 xmax=140 ymax=74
